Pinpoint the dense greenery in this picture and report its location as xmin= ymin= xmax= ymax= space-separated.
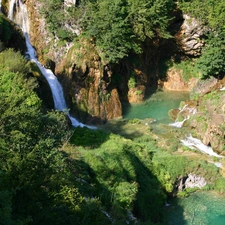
xmin=177 ymin=0 xmax=225 ymax=79
xmin=1 ymin=48 xmax=223 ymax=224
xmin=40 ymin=0 xmax=175 ymax=63
xmin=38 ymin=0 xmax=225 ymax=78
xmin=1 ymin=1 xmax=225 ymax=224
xmin=0 ymin=49 xmax=107 ymax=225
xmin=0 ymin=14 xmax=26 ymax=52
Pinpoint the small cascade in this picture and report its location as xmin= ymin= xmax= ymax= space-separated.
xmin=0 ymin=0 xmax=2 ymax=12
xmin=220 ymin=86 xmax=225 ymax=91
xmin=169 ymin=104 xmax=196 ymax=128
xmin=8 ymin=0 xmax=92 ymax=128
xmin=181 ymin=134 xmax=224 ymax=158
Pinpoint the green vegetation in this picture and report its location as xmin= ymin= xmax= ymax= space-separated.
xmin=39 ymin=0 xmax=174 ymax=63
xmin=39 ymin=0 xmax=76 ymax=41
xmin=1 ymin=0 xmax=225 ymax=224
xmin=0 ymin=14 xmax=26 ymax=52
xmin=0 ymin=49 xmax=107 ymax=225
xmin=178 ymin=0 xmax=225 ymax=79
xmin=1 ymin=47 xmax=223 ymax=223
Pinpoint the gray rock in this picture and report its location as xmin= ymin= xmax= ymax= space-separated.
xmin=192 ymin=76 xmax=218 ymax=96
xmin=177 ymin=14 xmax=205 ymax=56
xmin=185 ymin=173 xmax=207 ymax=189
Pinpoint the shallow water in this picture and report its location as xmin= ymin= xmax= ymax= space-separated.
xmin=165 ymin=191 xmax=225 ymax=225
xmin=122 ymin=91 xmax=189 ymax=124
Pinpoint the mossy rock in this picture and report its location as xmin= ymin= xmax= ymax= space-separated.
xmin=168 ymin=108 xmax=180 ymax=121
xmin=27 ymin=61 xmax=43 ymax=78
xmin=0 ymin=14 xmax=26 ymax=53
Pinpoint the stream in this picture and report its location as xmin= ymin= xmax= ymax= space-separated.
xmin=123 ymin=89 xmax=225 ymax=224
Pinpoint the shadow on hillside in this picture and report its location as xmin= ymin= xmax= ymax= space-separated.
xmin=163 ymin=196 xmax=189 ymax=225
xmin=102 ymin=118 xmax=153 ymax=140
xmin=65 ymin=141 xmax=186 ymax=224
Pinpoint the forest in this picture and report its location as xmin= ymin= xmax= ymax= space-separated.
xmin=0 ymin=0 xmax=225 ymax=224
xmin=39 ymin=0 xmax=225 ymax=78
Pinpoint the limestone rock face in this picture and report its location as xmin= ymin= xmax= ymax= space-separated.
xmin=23 ymin=0 xmax=122 ymax=123
xmin=63 ymin=42 xmax=123 ymax=124
xmin=176 ymin=14 xmax=205 ymax=56
xmin=192 ymin=77 xmax=218 ymax=97
xmin=64 ymin=0 xmax=76 ymax=7
xmin=161 ymin=68 xmax=198 ymax=91
xmin=187 ymin=81 xmax=225 ymax=153
xmin=175 ymin=173 xmax=206 ymax=194
xmin=185 ymin=174 xmax=207 ymax=189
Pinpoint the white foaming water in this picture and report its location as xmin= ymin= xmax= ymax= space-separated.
xmin=181 ymin=134 xmax=224 ymax=158
xmin=8 ymin=0 xmax=16 ymax=20
xmin=8 ymin=0 xmax=92 ymax=128
xmin=0 ymin=0 xmax=2 ymax=12
xmin=169 ymin=104 xmax=196 ymax=128
xmin=220 ymin=86 xmax=225 ymax=91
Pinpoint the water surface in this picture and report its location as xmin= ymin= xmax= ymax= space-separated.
xmin=165 ymin=191 xmax=225 ymax=225
xmin=123 ymin=91 xmax=189 ymax=124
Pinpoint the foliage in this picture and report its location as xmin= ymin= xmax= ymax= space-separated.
xmin=67 ymin=130 xmax=167 ymax=223
xmin=81 ymin=0 xmax=135 ymax=63
xmin=128 ymin=76 xmax=136 ymax=88
xmin=0 ymin=14 xmax=26 ymax=52
xmin=194 ymin=35 xmax=225 ymax=78
xmin=0 ymin=14 xmax=12 ymax=42
xmin=178 ymin=0 xmax=225 ymax=79
xmin=214 ymin=177 xmax=225 ymax=194
xmin=127 ymin=0 xmax=174 ymax=40
xmin=39 ymin=0 xmax=174 ymax=63
xmin=39 ymin=0 xmax=75 ymax=40
xmin=81 ymin=0 xmax=174 ymax=63
xmin=0 ymin=48 xmax=29 ymax=74
xmin=0 ymin=49 xmax=107 ymax=225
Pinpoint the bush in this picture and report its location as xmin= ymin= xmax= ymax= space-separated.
xmin=0 ymin=48 xmax=29 ymax=74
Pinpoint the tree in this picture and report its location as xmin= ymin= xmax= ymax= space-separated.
xmin=81 ymin=0 xmax=136 ymax=63
xmin=0 ymin=49 xmax=71 ymax=224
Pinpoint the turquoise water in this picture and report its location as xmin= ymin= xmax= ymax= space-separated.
xmin=165 ymin=191 xmax=225 ymax=225
xmin=122 ymin=90 xmax=189 ymax=124
xmin=122 ymin=91 xmax=225 ymax=224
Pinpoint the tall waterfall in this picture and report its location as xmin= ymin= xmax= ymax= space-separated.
xmin=8 ymin=0 xmax=91 ymax=128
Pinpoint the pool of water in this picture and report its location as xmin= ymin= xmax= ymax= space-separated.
xmin=164 ymin=191 xmax=225 ymax=225
xmin=122 ymin=90 xmax=189 ymax=124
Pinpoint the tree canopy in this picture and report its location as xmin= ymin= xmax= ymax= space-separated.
xmin=178 ymin=0 xmax=225 ymax=78
xmin=40 ymin=0 xmax=174 ymax=63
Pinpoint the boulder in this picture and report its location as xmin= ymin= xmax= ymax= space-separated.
xmin=184 ymin=173 xmax=207 ymax=189
xmin=176 ymin=14 xmax=205 ymax=56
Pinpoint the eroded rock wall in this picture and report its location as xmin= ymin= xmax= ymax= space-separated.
xmin=22 ymin=0 xmax=217 ymax=125
xmin=186 ymin=78 xmax=225 ymax=154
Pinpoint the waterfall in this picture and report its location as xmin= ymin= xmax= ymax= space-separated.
xmin=8 ymin=0 xmax=16 ymax=20
xmin=8 ymin=0 xmax=92 ymax=128
xmin=0 ymin=0 xmax=2 ymax=12
xmin=181 ymin=134 xmax=224 ymax=158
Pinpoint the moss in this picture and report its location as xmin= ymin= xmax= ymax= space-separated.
xmin=27 ymin=61 xmax=43 ymax=78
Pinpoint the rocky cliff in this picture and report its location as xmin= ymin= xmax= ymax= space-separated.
xmin=187 ymin=77 xmax=225 ymax=154
xmin=5 ymin=0 xmax=223 ymax=131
